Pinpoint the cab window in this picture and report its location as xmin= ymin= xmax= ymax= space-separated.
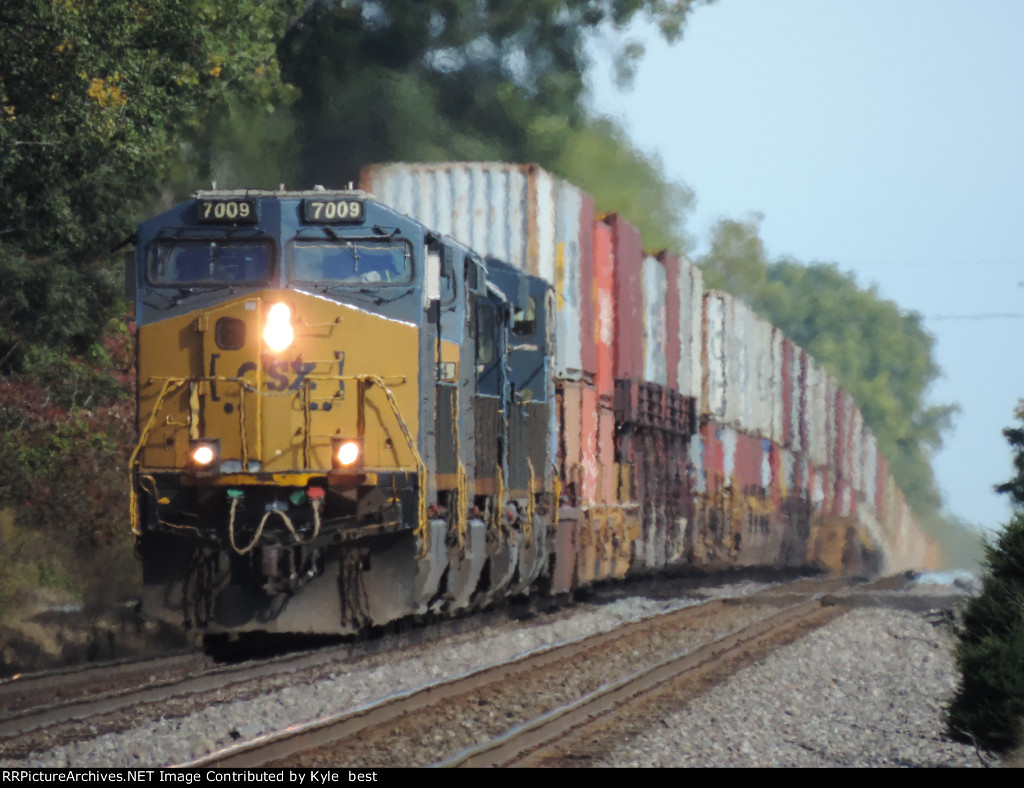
xmin=147 ymin=240 xmax=273 ymax=285
xmin=290 ymin=240 xmax=412 ymax=285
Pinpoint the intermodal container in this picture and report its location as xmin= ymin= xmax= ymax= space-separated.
xmin=725 ymin=296 xmax=747 ymax=428
xmin=769 ymin=327 xmax=785 ymax=444
xmin=702 ymin=291 xmax=728 ymax=420
xmin=659 ymin=251 xmax=682 ymax=392
xmin=642 ymin=254 xmax=669 ymax=386
xmin=592 ymin=220 xmax=615 ymax=399
xmin=677 ymin=258 xmax=704 ymax=409
xmin=607 ymin=213 xmax=645 ymax=381
xmin=359 ymin=161 xmax=594 ymax=379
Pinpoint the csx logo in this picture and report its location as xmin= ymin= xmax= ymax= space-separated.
xmin=208 ymin=353 xmax=344 ymax=399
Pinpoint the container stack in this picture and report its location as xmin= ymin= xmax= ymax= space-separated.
xmin=360 ymin=161 xmax=934 ymax=577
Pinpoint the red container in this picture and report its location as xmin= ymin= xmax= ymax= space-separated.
xmin=659 ymin=251 xmax=682 ymax=393
xmin=579 ymin=383 xmax=600 ymax=503
xmin=734 ymin=432 xmax=764 ymax=493
xmin=598 ymin=405 xmax=617 ymax=504
xmin=606 ymin=214 xmax=644 ymax=381
xmin=577 ymin=193 xmax=598 ymax=380
xmin=701 ymin=421 xmax=724 ymax=495
xmin=592 ymin=221 xmax=615 ymax=400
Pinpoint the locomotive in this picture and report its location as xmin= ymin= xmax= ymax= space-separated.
xmin=128 ymin=163 xmax=936 ymax=637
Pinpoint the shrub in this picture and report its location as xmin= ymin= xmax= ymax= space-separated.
xmin=947 ymin=514 xmax=1024 ymax=752
xmin=947 ymin=405 xmax=1024 ymax=753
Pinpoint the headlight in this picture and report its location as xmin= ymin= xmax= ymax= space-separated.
xmin=263 ymin=302 xmax=294 ymax=353
xmin=189 ymin=439 xmax=221 ymax=469
xmin=332 ymin=438 xmax=363 ymax=470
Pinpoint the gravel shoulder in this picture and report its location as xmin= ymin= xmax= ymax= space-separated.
xmin=593 ymin=606 xmax=994 ymax=768
xmin=1 ymin=582 xmax=998 ymax=769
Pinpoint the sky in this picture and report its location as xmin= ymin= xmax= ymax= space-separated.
xmin=587 ymin=0 xmax=1024 ymax=534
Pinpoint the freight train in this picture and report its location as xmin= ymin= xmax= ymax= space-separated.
xmin=127 ymin=162 xmax=936 ymax=636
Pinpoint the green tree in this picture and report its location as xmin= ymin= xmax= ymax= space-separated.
xmin=0 ymin=0 xmax=301 ymax=366
xmin=947 ymin=405 xmax=1024 ymax=752
xmin=274 ymin=0 xmax=706 ymax=250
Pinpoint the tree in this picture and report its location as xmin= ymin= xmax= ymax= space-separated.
xmin=273 ymin=0 xmax=706 ymax=250
xmin=947 ymin=405 xmax=1024 ymax=752
xmin=0 ymin=0 xmax=302 ymax=366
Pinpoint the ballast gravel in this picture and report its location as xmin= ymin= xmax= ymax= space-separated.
xmin=0 ymin=583 xmax=997 ymax=768
xmin=593 ymin=607 xmax=991 ymax=768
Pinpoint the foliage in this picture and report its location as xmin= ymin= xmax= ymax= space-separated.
xmin=948 ymin=411 xmax=1024 ymax=752
xmin=0 ymin=0 xmax=302 ymax=367
xmin=0 ymin=320 xmax=134 ymax=545
xmin=697 ymin=216 xmax=958 ymax=518
xmin=272 ymin=0 xmax=705 ymax=250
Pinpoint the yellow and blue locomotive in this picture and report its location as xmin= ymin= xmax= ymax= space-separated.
xmin=129 ymin=188 xmax=553 ymax=634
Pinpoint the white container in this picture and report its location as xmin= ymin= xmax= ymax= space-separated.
xmin=641 ymin=254 xmax=668 ymax=386
xmin=360 ymin=162 xmax=590 ymax=378
xmin=703 ymin=291 xmax=727 ymax=420
xmin=769 ymin=327 xmax=785 ymax=443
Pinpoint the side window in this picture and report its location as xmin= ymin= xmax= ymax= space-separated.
xmin=512 ymin=296 xmax=536 ymax=337
xmin=476 ymin=302 xmax=496 ymax=366
xmin=440 ymin=248 xmax=455 ymax=305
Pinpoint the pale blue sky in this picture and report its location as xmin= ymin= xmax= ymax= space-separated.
xmin=588 ymin=0 xmax=1024 ymax=536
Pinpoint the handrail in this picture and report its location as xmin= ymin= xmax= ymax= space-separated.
xmin=129 ymin=373 xmax=424 ymax=548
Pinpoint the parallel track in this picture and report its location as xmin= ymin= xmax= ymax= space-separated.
xmin=180 ymin=585 xmax=849 ymax=768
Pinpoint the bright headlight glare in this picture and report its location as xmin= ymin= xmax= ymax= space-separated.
xmin=336 ymin=441 xmax=360 ymax=466
xmin=263 ymin=303 xmax=294 ymax=353
xmin=191 ymin=445 xmax=216 ymax=466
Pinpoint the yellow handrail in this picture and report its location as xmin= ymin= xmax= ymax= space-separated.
xmin=130 ymin=373 xmax=425 ymax=549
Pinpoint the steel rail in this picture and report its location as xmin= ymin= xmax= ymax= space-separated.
xmin=175 ymin=596 xmax=735 ymax=768
xmin=177 ymin=587 xmax=843 ymax=769
xmin=433 ymin=598 xmax=837 ymax=767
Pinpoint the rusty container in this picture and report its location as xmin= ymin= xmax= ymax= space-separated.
xmin=592 ymin=220 xmax=616 ymax=399
xmin=769 ymin=327 xmax=785 ymax=443
xmin=733 ymin=431 xmax=763 ymax=492
xmin=701 ymin=421 xmax=724 ymax=496
xmin=558 ymin=380 xmax=599 ymax=506
xmin=660 ymin=251 xmax=682 ymax=392
xmin=578 ymin=382 xmax=600 ymax=504
xmin=598 ymin=405 xmax=617 ymax=504
xmin=607 ymin=213 xmax=645 ymax=381
xmin=720 ymin=425 xmax=738 ymax=485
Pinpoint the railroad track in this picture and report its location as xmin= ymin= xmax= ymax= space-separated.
xmin=0 ymin=606 xmax=523 ymax=759
xmin=179 ymin=587 xmax=848 ymax=768
xmin=4 ymin=575 xmax=925 ymax=767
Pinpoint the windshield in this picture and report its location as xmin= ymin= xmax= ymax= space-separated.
xmin=290 ymin=240 xmax=413 ymax=286
xmin=148 ymin=240 xmax=273 ymax=286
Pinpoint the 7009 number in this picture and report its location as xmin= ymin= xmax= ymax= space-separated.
xmin=303 ymin=199 xmax=363 ymax=223
xmin=197 ymin=198 xmax=257 ymax=224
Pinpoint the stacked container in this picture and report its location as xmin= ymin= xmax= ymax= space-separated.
xmin=361 ymin=160 xmax=935 ymax=579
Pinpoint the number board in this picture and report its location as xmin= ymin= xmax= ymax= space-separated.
xmin=197 ymin=198 xmax=258 ymax=224
xmin=303 ymin=198 xmax=364 ymax=224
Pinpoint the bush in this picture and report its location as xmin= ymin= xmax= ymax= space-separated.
xmin=947 ymin=405 xmax=1024 ymax=753
xmin=947 ymin=515 xmax=1024 ymax=752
